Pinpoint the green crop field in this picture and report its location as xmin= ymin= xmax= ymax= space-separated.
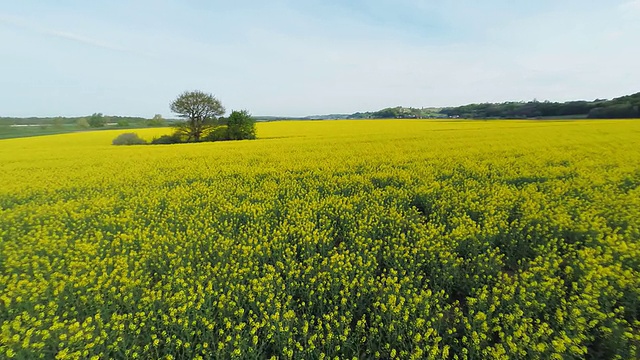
xmin=1 ymin=120 xmax=639 ymax=359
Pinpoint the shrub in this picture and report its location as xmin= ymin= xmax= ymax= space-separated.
xmin=112 ymin=133 xmax=147 ymax=146
xmin=151 ymin=132 xmax=184 ymax=144
xmin=76 ymin=118 xmax=90 ymax=129
xmin=116 ymin=119 xmax=130 ymax=127
xmin=203 ymin=125 xmax=229 ymax=142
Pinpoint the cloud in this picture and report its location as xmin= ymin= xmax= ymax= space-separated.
xmin=0 ymin=13 xmax=126 ymax=53
xmin=46 ymin=30 xmax=127 ymax=52
xmin=1 ymin=1 xmax=638 ymax=117
xmin=228 ymin=1 xmax=640 ymax=113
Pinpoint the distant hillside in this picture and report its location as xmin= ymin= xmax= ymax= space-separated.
xmin=4 ymin=92 xmax=638 ymax=128
xmin=440 ymin=92 xmax=640 ymax=119
xmin=347 ymin=107 xmax=444 ymax=119
xmin=253 ymin=114 xmax=352 ymax=121
xmin=254 ymin=107 xmax=444 ymax=121
xmin=254 ymin=93 xmax=640 ymax=120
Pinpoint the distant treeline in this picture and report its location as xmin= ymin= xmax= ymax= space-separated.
xmin=253 ymin=107 xmax=444 ymax=121
xmin=440 ymin=92 xmax=640 ymax=119
xmin=0 ymin=114 xmax=176 ymax=127
xmin=0 ymin=114 xmax=184 ymax=129
xmin=258 ymin=92 xmax=640 ymax=121
xmin=348 ymin=107 xmax=444 ymax=119
xmin=4 ymin=91 xmax=639 ymax=126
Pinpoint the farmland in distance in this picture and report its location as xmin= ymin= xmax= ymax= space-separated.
xmin=1 ymin=120 xmax=639 ymax=359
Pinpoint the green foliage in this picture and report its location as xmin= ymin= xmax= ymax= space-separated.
xmin=372 ymin=106 xmax=419 ymax=119
xmin=112 ymin=132 xmax=147 ymax=145
xmin=171 ymin=90 xmax=225 ymax=141
xmin=76 ymin=117 xmax=90 ymax=129
xmin=347 ymin=107 xmax=438 ymax=119
xmin=88 ymin=113 xmax=106 ymax=127
xmin=51 ymin=117 xmax=65 ymax=129
xmin=441 ymin=92 xmax=640 ymax=119
xmin=226 ymin=110 xmax=256 ymax=140
xmin=116 ymin=119 xmax=130 ymax=127
xmin=203 ymin=125 xmax=229 ymax=142
xmin=0 ymin=116 xmax=150 ymax=128
xmin=151 ymin=132 xmax=184 ymax=144
xmin=588 ymin=104 xmax=640 ymax=119
xmin=0 ymin=116 xmax=162 ymax=140
xmin=147 ymin=114 xmax=166 ymax=127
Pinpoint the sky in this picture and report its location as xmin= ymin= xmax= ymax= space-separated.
xmin=1 ymin=0 xmax=639 ymax=117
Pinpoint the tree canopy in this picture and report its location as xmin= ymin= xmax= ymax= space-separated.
xmin=88 ymin=113 xmax=106 ymax=127
xmin=170 ymin=90 xmax=225 ymax=141
xmin=226 ymin=110 xmax=256 ymax=140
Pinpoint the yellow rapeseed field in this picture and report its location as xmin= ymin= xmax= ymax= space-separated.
xmin=1 ymin=120 xmax=639 ymax=359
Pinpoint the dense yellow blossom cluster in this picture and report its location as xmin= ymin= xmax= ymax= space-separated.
xmin=1 ymin=120 xmax=639 ymax=359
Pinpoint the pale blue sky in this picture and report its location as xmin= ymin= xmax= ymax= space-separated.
xmin=1 ymin=0 xmax=639 ymax=117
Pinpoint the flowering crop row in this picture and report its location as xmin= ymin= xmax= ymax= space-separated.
xmin=1 ymin=120 xmax=639 ymax=359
